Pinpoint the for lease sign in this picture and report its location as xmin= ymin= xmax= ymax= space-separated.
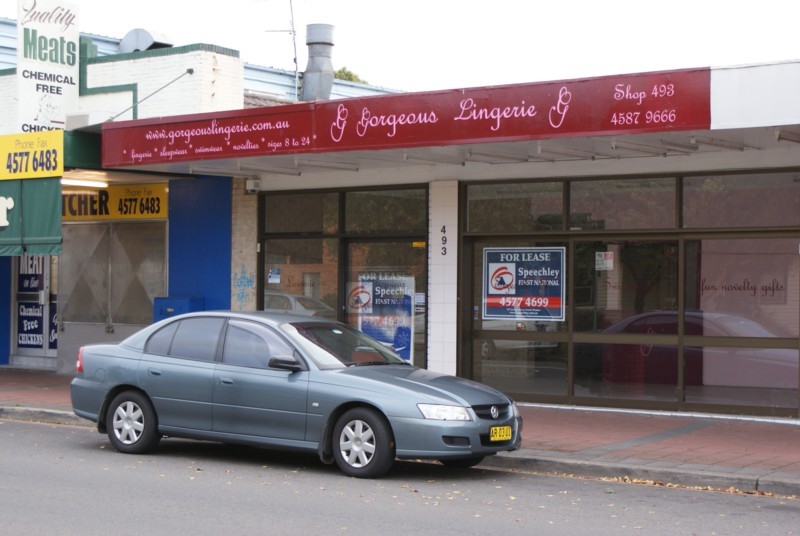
xmin=483 ymin=247 xmax=565 ymax=321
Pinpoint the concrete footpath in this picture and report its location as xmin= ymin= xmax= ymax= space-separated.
xmin=2 ymin=367 xmax=799 ymax=497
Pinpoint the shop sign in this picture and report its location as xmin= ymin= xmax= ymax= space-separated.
xmin=483 ymin=247 xmax=565 ymax=321
xmin=62 ymin=183 xmax=168 ymax=221
xmin=1 ymin=130 xmax=64 ymax=180
xmin=102 ymin=69 xmax=710 ymax=168
xmin=595 ymin=251 xmax=614 ymax=271
xmin=17 ymin=300 xmax=58 ymax=350
xmin=347 ymin=275 xmax=415 ymax=361
xmin=15 ymin=254 xmax=57 ymax=350
xmin=18 ymin=253 xmax=45 ymax=291
xmin=16 ymin=0 xmax=80 ymax=133
xmin=318 ymin=69 xmax=710 ymax=151
xmin=0 ymin=131 xmax=63 ymax=255
xmin=17 ymin=301 xmax=45 ymax=349
xmin=50 ymin=302 xmax=58 ymax=349
xmin=102 ymin=105 xmax=317 ymax=167
xmin=15 ymin=302 xmax=57 ymax=350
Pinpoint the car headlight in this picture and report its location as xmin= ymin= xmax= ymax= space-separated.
xmin=417 ymin=404 xmax=472 ymax=421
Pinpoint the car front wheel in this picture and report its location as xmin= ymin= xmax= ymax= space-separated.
xmin=333 ymin=407 xmax=395 ymax=478
xmin=106 ymin=391 xmax=160 ymax=454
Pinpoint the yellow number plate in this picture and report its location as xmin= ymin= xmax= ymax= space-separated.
xmin=490 ymin=425 xmax=512 ymax=441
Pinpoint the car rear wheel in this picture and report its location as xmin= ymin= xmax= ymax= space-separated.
xmin=106 ymin=391 xmax=160 ymax=454
xmin=439 ymin=456 xmax=485 ymax=468
xmin=333 ymin=407 xmax=395 ymax=478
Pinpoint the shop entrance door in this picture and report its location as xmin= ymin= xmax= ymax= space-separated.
xmin=345 ymin=240 xmax=427 ymax=368
xmin=14 ymin=254 xmax=58 ymax=360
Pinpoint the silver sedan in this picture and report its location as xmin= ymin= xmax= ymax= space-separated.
xmin=71 ymin=311 xmax=522 ymax=478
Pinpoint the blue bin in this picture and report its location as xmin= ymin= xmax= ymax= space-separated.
xmin=153 ymin=297 xmax=205 ymax=322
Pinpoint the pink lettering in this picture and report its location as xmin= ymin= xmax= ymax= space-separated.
xmin=330 ymin=104 xmax=348 ymax=142
xmin=453 ymin=98 xmax=537 ymax=132
xmin=130 ymin=149 xmax=153 ymax=163
xmin=548 ymin=87 xmax=571 ymax=128
xmin=613 ymin=84 xmax=647 ymax=106
xmin=355 ymin=107 xmax=438 ymax=138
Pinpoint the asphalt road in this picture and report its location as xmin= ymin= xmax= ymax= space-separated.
xmin=1 ymin=419 xmax=798 ymax=535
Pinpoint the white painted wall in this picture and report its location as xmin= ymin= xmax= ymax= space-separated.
xmin=711 ymin=60 xmax=800 ymax=130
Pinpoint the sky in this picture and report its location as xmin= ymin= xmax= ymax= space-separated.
xmin=4 ymin=0 xmax=800 ymax=92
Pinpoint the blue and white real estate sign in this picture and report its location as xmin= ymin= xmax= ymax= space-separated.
xmin=347 ymin=274 xmax=415 ymax=360
xmin=483 ymin=247 xmax=566 ymax=321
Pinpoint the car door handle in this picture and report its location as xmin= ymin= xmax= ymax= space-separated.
xmin=219 ymin=377 xmax=234 ymax=385
xmin=147 ymin=368 xmax=162 ymax=376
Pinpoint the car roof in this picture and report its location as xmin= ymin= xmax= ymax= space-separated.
xmin=120 ymin=310 xmax=338 ymax=350
xmin=190 ymin=309 xmax=334 ymax=325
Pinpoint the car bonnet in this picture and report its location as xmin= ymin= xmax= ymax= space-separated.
xmin=339 ymin=365 xmax=511 ymax=406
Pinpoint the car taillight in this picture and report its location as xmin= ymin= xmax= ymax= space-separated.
xmin=76 ymin=347 xmax=84 ymax=373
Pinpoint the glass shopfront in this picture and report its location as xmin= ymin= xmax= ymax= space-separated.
xmin=261 ymin=187 xmax=428 ymax=368
xmin=465 ymin=172 xmax=800 ymax=415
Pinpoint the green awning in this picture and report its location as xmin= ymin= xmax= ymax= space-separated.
xmin=0 ymin=178 xmax=62 ymax=256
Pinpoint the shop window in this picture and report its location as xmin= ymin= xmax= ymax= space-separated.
xmin=573 ymin=240 xmax=678 ymax=332
xmin=474 ymin=338 xmax=568 ymax=397
xmin=685 ymin=238 xmax=798 ymax=338
xmin=684 ymin=346 xmax=798 ymax=408
xmin=570 ymin=178 xmax=675 ymax=230
xmin=263 ymin=188 xmax=428 ymax=368
xmin=345 ymin=189 xmax=426 ymax=234
xmin=265 ymin=193 xmax=339 ymax=234
xmin=345 ymin=241 xmax=427 ymax=368
xmin=472 ymin=239 xmax=570 ymax=336
xmin=573 ymin=342 xmax=683 ymax=402
xmin=264 ymin=238 xmax=339 ymax=315
xmin=466 ymin=182 xmax=563 ymax=233
xmin=683 ymin=173 xmax=800 ymax=228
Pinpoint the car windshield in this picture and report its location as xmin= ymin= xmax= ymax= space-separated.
xmin=281 ymin=322 xmax=408 ymax=368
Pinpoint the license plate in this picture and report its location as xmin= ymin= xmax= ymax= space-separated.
xmin=490 ymin=425 xmax=512 ymax=442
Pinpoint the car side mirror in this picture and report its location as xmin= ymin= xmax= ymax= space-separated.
xmin=269 ymin=355 xmax=303 ymax=372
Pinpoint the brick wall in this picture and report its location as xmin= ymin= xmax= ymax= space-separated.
xmin=81 ymin=46 xmax=243 ymax=121
xmin=230 ymin=178 xmax=258 ymax=311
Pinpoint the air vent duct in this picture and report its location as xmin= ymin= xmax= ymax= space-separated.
xmin=300 ymin=24 xmax=334 ymax=102
xmin=119 ymin=29 xmax=173 ymax=53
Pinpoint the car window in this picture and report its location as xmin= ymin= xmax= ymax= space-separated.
xmin=168 ymin=317 xmax=226 ymax=361
xmin=223 ymin=319 xmax=296 ymax=368
xmin=145 ymin=321 xmax=179 ymax=355
xmin=264 ymin=294 xmax=292 ymax=310
xmin=284 ymin=322 xmax=405 ymax=368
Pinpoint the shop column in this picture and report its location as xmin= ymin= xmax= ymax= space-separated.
xmin=428 ymin=181 xmax=459 ymax=374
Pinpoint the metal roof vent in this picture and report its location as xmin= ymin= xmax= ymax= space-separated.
xmin=118 ymin=28 xmax=173 ymax=53
xmin=300 ymin=24 xmax=334 ymax=102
